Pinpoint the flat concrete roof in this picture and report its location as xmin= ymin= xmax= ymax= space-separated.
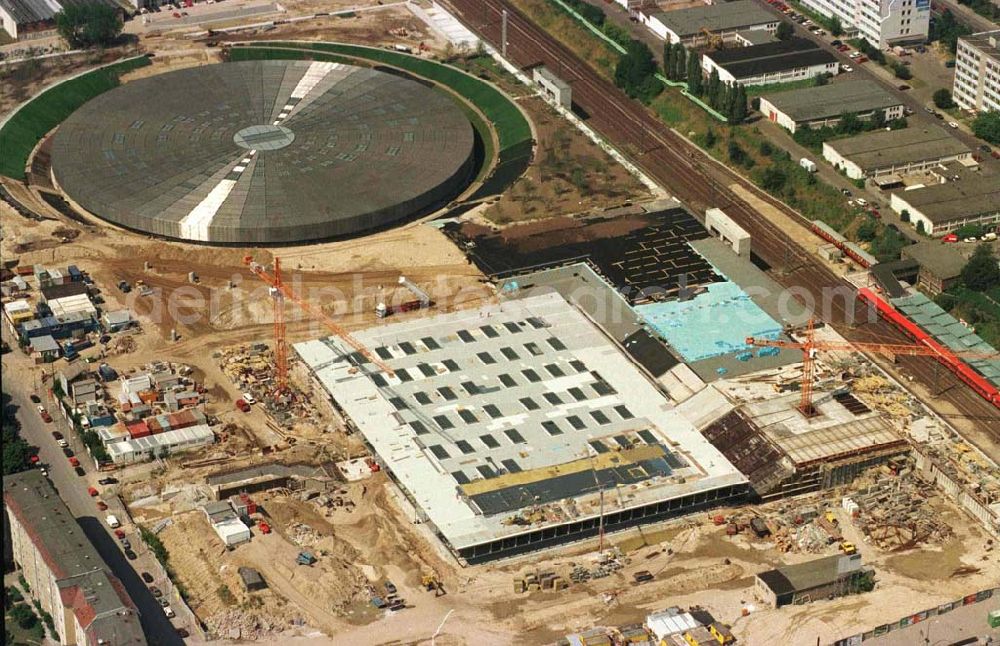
xmin=652 ymin=0 xmax=776 ymax=37
xmin=900 ymin=240 xmax=968 ymax=279
xmin=892 ymin=179 xmax=1000 ymax=224
xmin=827 ymin=127 xmax=970 ymax=172
xmin=959 ymin=29 xmax=1000 ymax=61
xmin=762 ymin=80 xmax=902 ymax=123
xmin=295 ymin=293 xmax=745 ymax=553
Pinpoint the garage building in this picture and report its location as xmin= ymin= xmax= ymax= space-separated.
xmin=823 ymin=126 xmax=973 ymax=180
xmin=759 ymin=80 xmax=904 ymax=133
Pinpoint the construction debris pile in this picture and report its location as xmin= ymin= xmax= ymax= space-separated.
xmin=216 ymin=343 xmax=313 ymax=429
xmin=203 ymin=608 xmax=290 ymax=641
xmin=846 ymin=472 xmax=955 ymax=551
xmin=513 ymin=549 xmax=624 ymax=594
xmin=721 ymin=506 xmax=846 ymax=555
xmin=850 ymin=375 xmax=916 ymax=418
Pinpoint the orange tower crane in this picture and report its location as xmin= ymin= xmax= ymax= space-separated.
xmin=747 ymin=321 xmax=1000 ymax=417
xmin=243 ymin=256 xmax=394 ymax=395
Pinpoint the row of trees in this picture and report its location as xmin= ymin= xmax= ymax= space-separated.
xmin=2 ymin=392 xmax=33 ymax=476
xmin=614 ymin=39 xmax=662 ymax=103
xmin=55 ymin=3 xmax=123 ymax=49
xmin=661 ymin=43 xmax=748 ymax=122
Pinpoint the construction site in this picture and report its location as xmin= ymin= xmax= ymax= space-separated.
xmin=2 ymin=1 xmax=999 ymax=644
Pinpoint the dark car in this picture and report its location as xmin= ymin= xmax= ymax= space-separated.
xmin=141 ymin=572 xmax=154 ymax=583
xmin=385 ymin=581 xmax=397 ymax=595
xmin=98 ymin=477 xmax=119 ymax=485
xmin=150 ymin=586 xmax=162 ymax=597
xmin=159 ymin=598 xmax=170 ymax=607
xmin=52 ymin=431 xmax=63 ymax=441
xmin=62 ymin=447 xmax=74 ymax=458
xmin=176 ymin=629 xmax=189 ymax=638
xmin=124 ymin=549 xmax=137 ymax=560
xmin=831 ymin=39 xmax=842 ymax=46
xmin=121 ymin=539 xmax=131 ymax=550
xmin=30 ymin=394 xmax=41 ymax=404
xmin=74 ymin=466 xmax=86 ymax=477
xmin=633 ymin=570 xmax=655 ymax=583
xmin=979 ymin=144 xmax=992 ymax=154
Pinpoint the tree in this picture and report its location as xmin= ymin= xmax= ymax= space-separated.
xmin=55 ymin=3 xmax=122 ymax=49
xmin=729 ymin=83 xmax=748 ymax=122
xmin=972 ymin=110 xmax=1000 ymax=144
xmin=760 ymin=167 xmax=787 ymax=192
xmin=727 ymin=140 xmax=747 ymax=165
xmin=830 ymin=17 xmax=843 ymax=37
xmin=857 ymin=219 xmax=878 ymax=242
xmin=916 ymin=220 xmax=925 ymax=234
xmin=686 ymin=51 xmax=703 ymax=95
xmin=776 ymin=21 xmax=793 ymax=40
xmin=9 ymin=603 xmax=37 ymax=630
xmin=814 ymin=72 xmax=829 ymax=86
xmin=2 ymin=392 xmax=32 ymax=476
xmin=615 ymin=39 xmax=661 ymax=103
xmin=663 ymin=42 xmax=674 ymax=80
xmin=933 ymin=88 xmax=954 ymax=109
xmin=673 ymin=44 xmax=687 ymax=81
xmin=840 ymin=112 xmax=863 ymax=134
xmin=704 ymin=128 xmax=717 ymax=147
xmin=900 ymin=209 xmax=910 ymax=222
xmin=706 ymin=67 xmax=721 ymax=107
xmin=961 ymin=244 xmax=1000 ymax=291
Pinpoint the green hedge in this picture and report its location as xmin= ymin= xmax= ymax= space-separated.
xmin=0 ymin=56 xmax=151 ymax=180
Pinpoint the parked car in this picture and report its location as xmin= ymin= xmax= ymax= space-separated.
xmin=942 ymin=233 xmax=959 ymax=243
xmin=58 ymin=439 xmax=69 ymax=448
xmin=948 ymin=121 xmax=959 ymax=129
xmin=30 ymin=394 xmax=41 ymax=404
xmin=74 ymin=466 xmax=86 ymax=477
xmin=37 ymin=406 xmax=52 ymax=422
xmin=121 ymin=538 xmax=131 ymax=550
xmin=124 ymin=549 xmax=137 ymax=561
xmin=106 ymin=515 xmax=121 ymax=528
xmin=88 ymin=487 xmax=99 ymax=497
xmin=831 ymin=39 xmax=842 ymax=46
xmin=855 ymin=198 xmax=868 ymax=207
xmin=141 ymin=572 xmax=154 ymax=583
xmin=159 ymin=598 xmax=170 ymax=607
xmin=97 ymin=501 xmax=108 ymax=511
xmin=69 ymin=457 xmax=80 ymax=467
xmin=841 ymin=64 xmax=853 ymax=73
xmin=98 ymin=477 xmax=118 ymax=485
xmin=150 ymin=586 xmax=162 ymax=597
xmin=840 ymin=188 xmax=852 ymax=196
xmin=52 ymin=431 xmax=63 ymax=441
xmin=176 ymin=629 xmax=189 ymax=638
xmin=163 ymin=606 xmax=175 ymax=618
xmin=115 ymin=529 xmax=127 ymax=539
xmin=29 ymin=455 xmax=39 ymax=464
xmin=898 ymin=84 xmax=909 ymax=90
xmin=63 ymin=447 xmax=74 ymax=457
xmin=242 ymin=392 xmax=256 ymax=405
xmin=235 ymin=399 xmax=250 ymax=413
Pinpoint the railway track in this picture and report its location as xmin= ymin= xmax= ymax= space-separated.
xmin=443 ymin=0 xmax=1000 ymax=434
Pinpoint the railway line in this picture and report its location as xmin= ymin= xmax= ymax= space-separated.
xmin=443 ymin=0 xmax=1000 ymax=434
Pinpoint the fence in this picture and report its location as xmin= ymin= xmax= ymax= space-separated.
xmin=831 ymin=587 xmax=999 ymax=645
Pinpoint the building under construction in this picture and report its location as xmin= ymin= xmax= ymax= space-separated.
xmin=703 ymin=392 xmax=910 ymax=501
xmin=295 ymin=292 xmax=748 ymax=563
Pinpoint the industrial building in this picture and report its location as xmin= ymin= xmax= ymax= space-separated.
xmin=51 ymin=60 xmax=477 ymax=244
xmin=703 ymin=393 xmax=910 ymax=501
xmin=2 ymin=471 xmax=147 ymax=645
xmin=700 ymin=38 xmax=839 ymax=87
xmin=0 ymin=0 xmax=124 ymax=40
xmin=704 ymin=208 xmax=750 ymax=258
xmin=759 ymin=80 xmax=904 ymax=133
xmin=890 ymin=179 xmax=1000 ymax=236
xmin=900 ymin=242 xmax=968 ymax=294
xmin=799 ymin=0 xmax=929 ymax=48
xmin=297 ymin=293 xmax=748 ymax=563
xmin=640 ymin=1 xmax=778 ymax=45
xmin=822 ymin=127 xmax=973 ymax=180
xmin=754 ymin=553 xmax=871 ymax=607
xmin=952 ymin=30 xmax=1000 ymax=113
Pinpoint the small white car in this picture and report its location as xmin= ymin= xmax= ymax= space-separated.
xmin=163 ymin=606 xmax=175 ymax=618
xmin=58 ymin=439 xmax=69 ymax=448
xmin=841 ymin=64 xmax=853 ymax=73
xmin=242 ymin=393 xmax=256 ymax=405
xmin=855 ymin=198 xmax=868 ymax=207
xmin=948 ymin=121 xmax=959 ymax=129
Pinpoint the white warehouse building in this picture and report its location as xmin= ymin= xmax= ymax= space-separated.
xmin=701 ymin=38 xmax=839 ymax=87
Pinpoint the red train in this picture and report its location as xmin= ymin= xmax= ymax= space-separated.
xmin=857 ymin=288 xmax=1000 ymax=408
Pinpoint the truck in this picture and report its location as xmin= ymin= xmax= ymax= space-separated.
xmin=800 ymin=158 xmax=818 ymax=173
xmin=106 ymin=515 xmax=121 ymax=529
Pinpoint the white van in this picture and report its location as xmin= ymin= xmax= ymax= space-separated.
xmin=106 ymin=515 xmax=120 ymax=529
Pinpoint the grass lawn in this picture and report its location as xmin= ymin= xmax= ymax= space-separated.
xmin=0 ymin=56 xmax=150 ymax=180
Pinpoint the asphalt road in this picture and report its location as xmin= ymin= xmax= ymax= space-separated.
xmin=1 ymin=345 xmax=187 ymax=645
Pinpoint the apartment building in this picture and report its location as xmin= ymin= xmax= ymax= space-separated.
xmin=3 ymin=471 xmax=147 ymax=645
xmin=801 ymin=0 xmax=929 ymax=48
xmin=953 ymin=30 xmax=1000 ymax=113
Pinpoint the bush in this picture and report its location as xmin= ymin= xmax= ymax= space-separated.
xmin=890 ymin=61 xmax=912 ymax=80
xmin=56 ymin=3 xmax=123 ymax=49
xmin=900 ymin=209 xmax=910 ymax=222
xmin=933 ymin=88 xmax=954 ymax=109
xmin=139 ymin=525 xmax=170 ymax=566
xmin=9 ymin=603 xmax=37 ymax=630
xmin=776 ymin=21 xmax=793 ymax=40
xmin=961 ymin=245 xmax=1000 ymax=291
xmin=614 ymin=40 xmax=661 ymax=104
xmin=972 ymin=111 xmax=1000 ymax=144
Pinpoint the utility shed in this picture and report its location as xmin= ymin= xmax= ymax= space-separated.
xmin=755 ymin=553 xmax=868 ymax=607
xmin=533 ymin=65 xmax=572 ymax=108
xmin=705 ymin=208 xmax=750 ymax=258
xmin=238 ymin=567 xmax=267 ymax=591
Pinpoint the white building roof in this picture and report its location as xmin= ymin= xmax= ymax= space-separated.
xmin=646 ymin=610 xmax=701 ymax=639
xmin=48 ymin=294 xmax=96 ymax=317
xmin=212 ymin=517 xmax=251 ymax=543
xmin=4 ymin=299 xmax=30 ymax=314
xmin=107 ymin=424 xmax=214 ymax=459
xmin=295 ymin=293 xmax=745 ymax=553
